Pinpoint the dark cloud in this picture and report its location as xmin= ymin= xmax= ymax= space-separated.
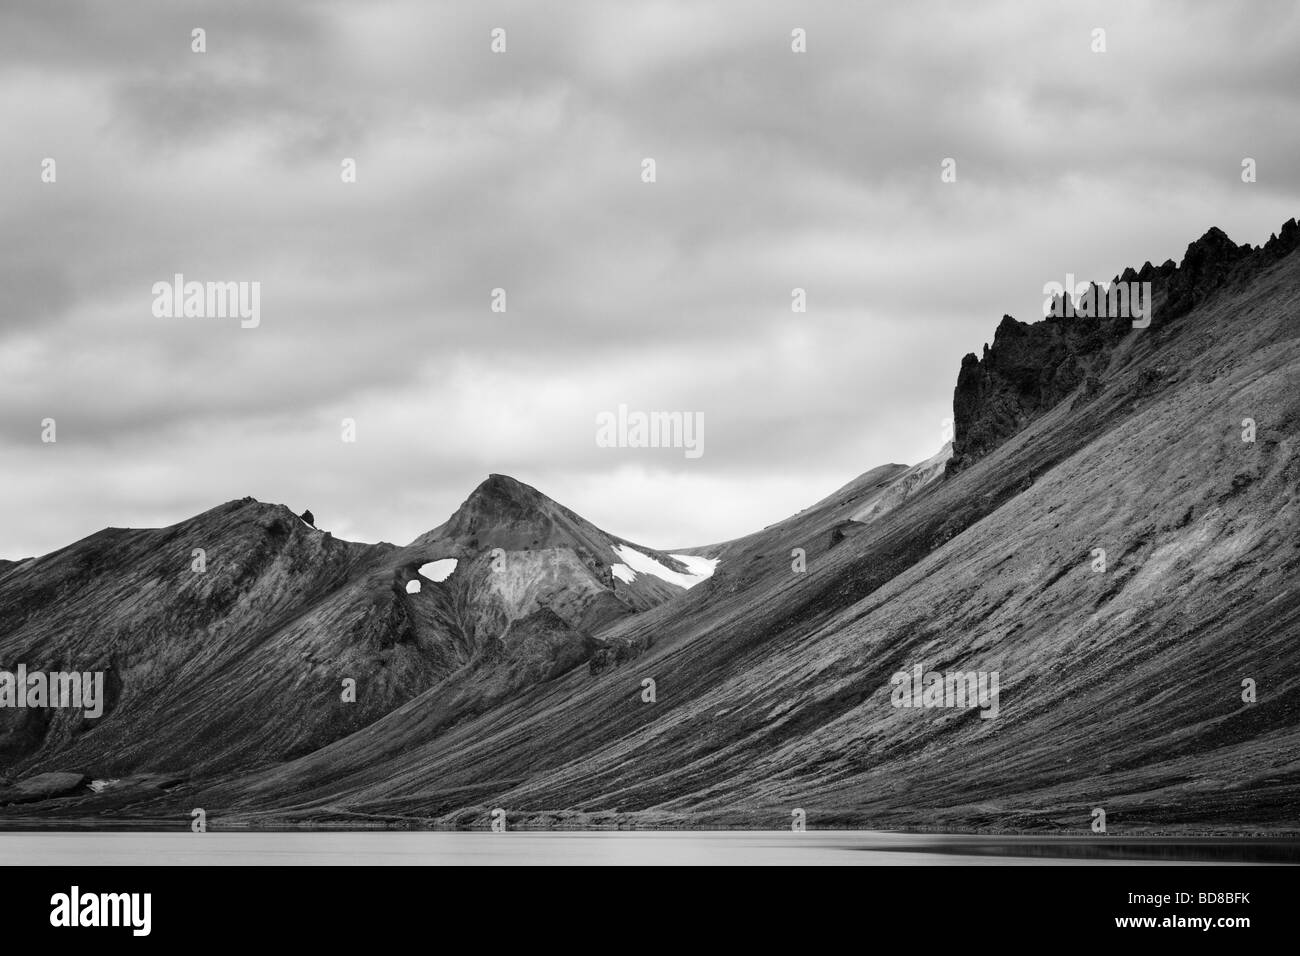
xmin=1 ymin=0 xmax=1296 ymax=557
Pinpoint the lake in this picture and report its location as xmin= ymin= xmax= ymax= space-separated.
xmin=0 ymin=831 xmax=1292 ymax=865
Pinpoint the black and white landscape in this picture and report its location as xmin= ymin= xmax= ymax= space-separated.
xmin=2 ymin=2 xmax=1299 ymax=857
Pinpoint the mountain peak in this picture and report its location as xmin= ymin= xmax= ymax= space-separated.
xmin=1182 ymin=224 xmax=1249 ymax=269
xmin=410 ymin=473 xmax=601 ymax=557
xmin=449 ymin=474 xmax=552 ymax=532
xmin=473 ymin=473 xmax=544 ymax=504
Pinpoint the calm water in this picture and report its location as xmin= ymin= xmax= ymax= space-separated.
xmin=0 ymin=832 xmax=1292 ymax=865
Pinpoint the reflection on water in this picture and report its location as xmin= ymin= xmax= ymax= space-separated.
xmin=874 ymin=836 xmax=1300 ymax=864
xmin=0 ymin=831 xmax=1294 ymax=865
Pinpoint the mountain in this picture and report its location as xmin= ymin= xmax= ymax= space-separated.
xmin=0 ymin=499 xmax=404 ymax=780
xmin=403 ymin=472 xmax=709 ymax=626
xmin=2 ymin=216 xmax=1298 ymax=831
xmin=0 ymin=478 xmax=705 ymax=807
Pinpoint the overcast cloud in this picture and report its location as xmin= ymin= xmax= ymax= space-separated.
xmin=2 ymin=0 xmax=1297 ymax=558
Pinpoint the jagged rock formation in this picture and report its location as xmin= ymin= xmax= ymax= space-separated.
xmin=948 ymin=219 xmax=1300 ymax=474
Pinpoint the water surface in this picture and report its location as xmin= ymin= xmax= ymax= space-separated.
xmin=0 ymin=831 xmax=1291 ymax=865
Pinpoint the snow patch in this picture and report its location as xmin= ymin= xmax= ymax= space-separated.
xmin=668 ymin=553 xmax=719 ymax=580
xmin=611 ymin=563 xmax=636 ymax=584
xmin=611 ymin=544 xmax=717 ymax=589
xmin=418 ymin=558 xmax=458 ymax=582
xmin=405 ymin=580 xmax=422 ymax=594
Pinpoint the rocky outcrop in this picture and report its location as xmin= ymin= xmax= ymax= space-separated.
xmin=948 ymin=216 xmax=1300 ymax=475
xmin=947 ymin=313 xmax=1127 ymax=473
xmin=827 ymin=520 xmax=867 ymax=549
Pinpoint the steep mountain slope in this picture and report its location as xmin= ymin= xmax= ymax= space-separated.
xmin=4 ymin=217 xmax=1297 ymax=833
xmin=175 ymin=217 xmax=1299 ymax=832
xmin=0 ymin=500 xmax=412 ymax=779
xmin=848 ymin=444 xmax=951 ymax=523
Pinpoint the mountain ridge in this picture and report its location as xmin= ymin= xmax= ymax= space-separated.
xmin=949 ymin=218 xmax=1300 ymax=475
xmin=3 ymin=214 xmax=1298 ymax=830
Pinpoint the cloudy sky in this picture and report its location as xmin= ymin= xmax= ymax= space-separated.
xmin=2 ymin=0 xmax=1297 ymax=559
